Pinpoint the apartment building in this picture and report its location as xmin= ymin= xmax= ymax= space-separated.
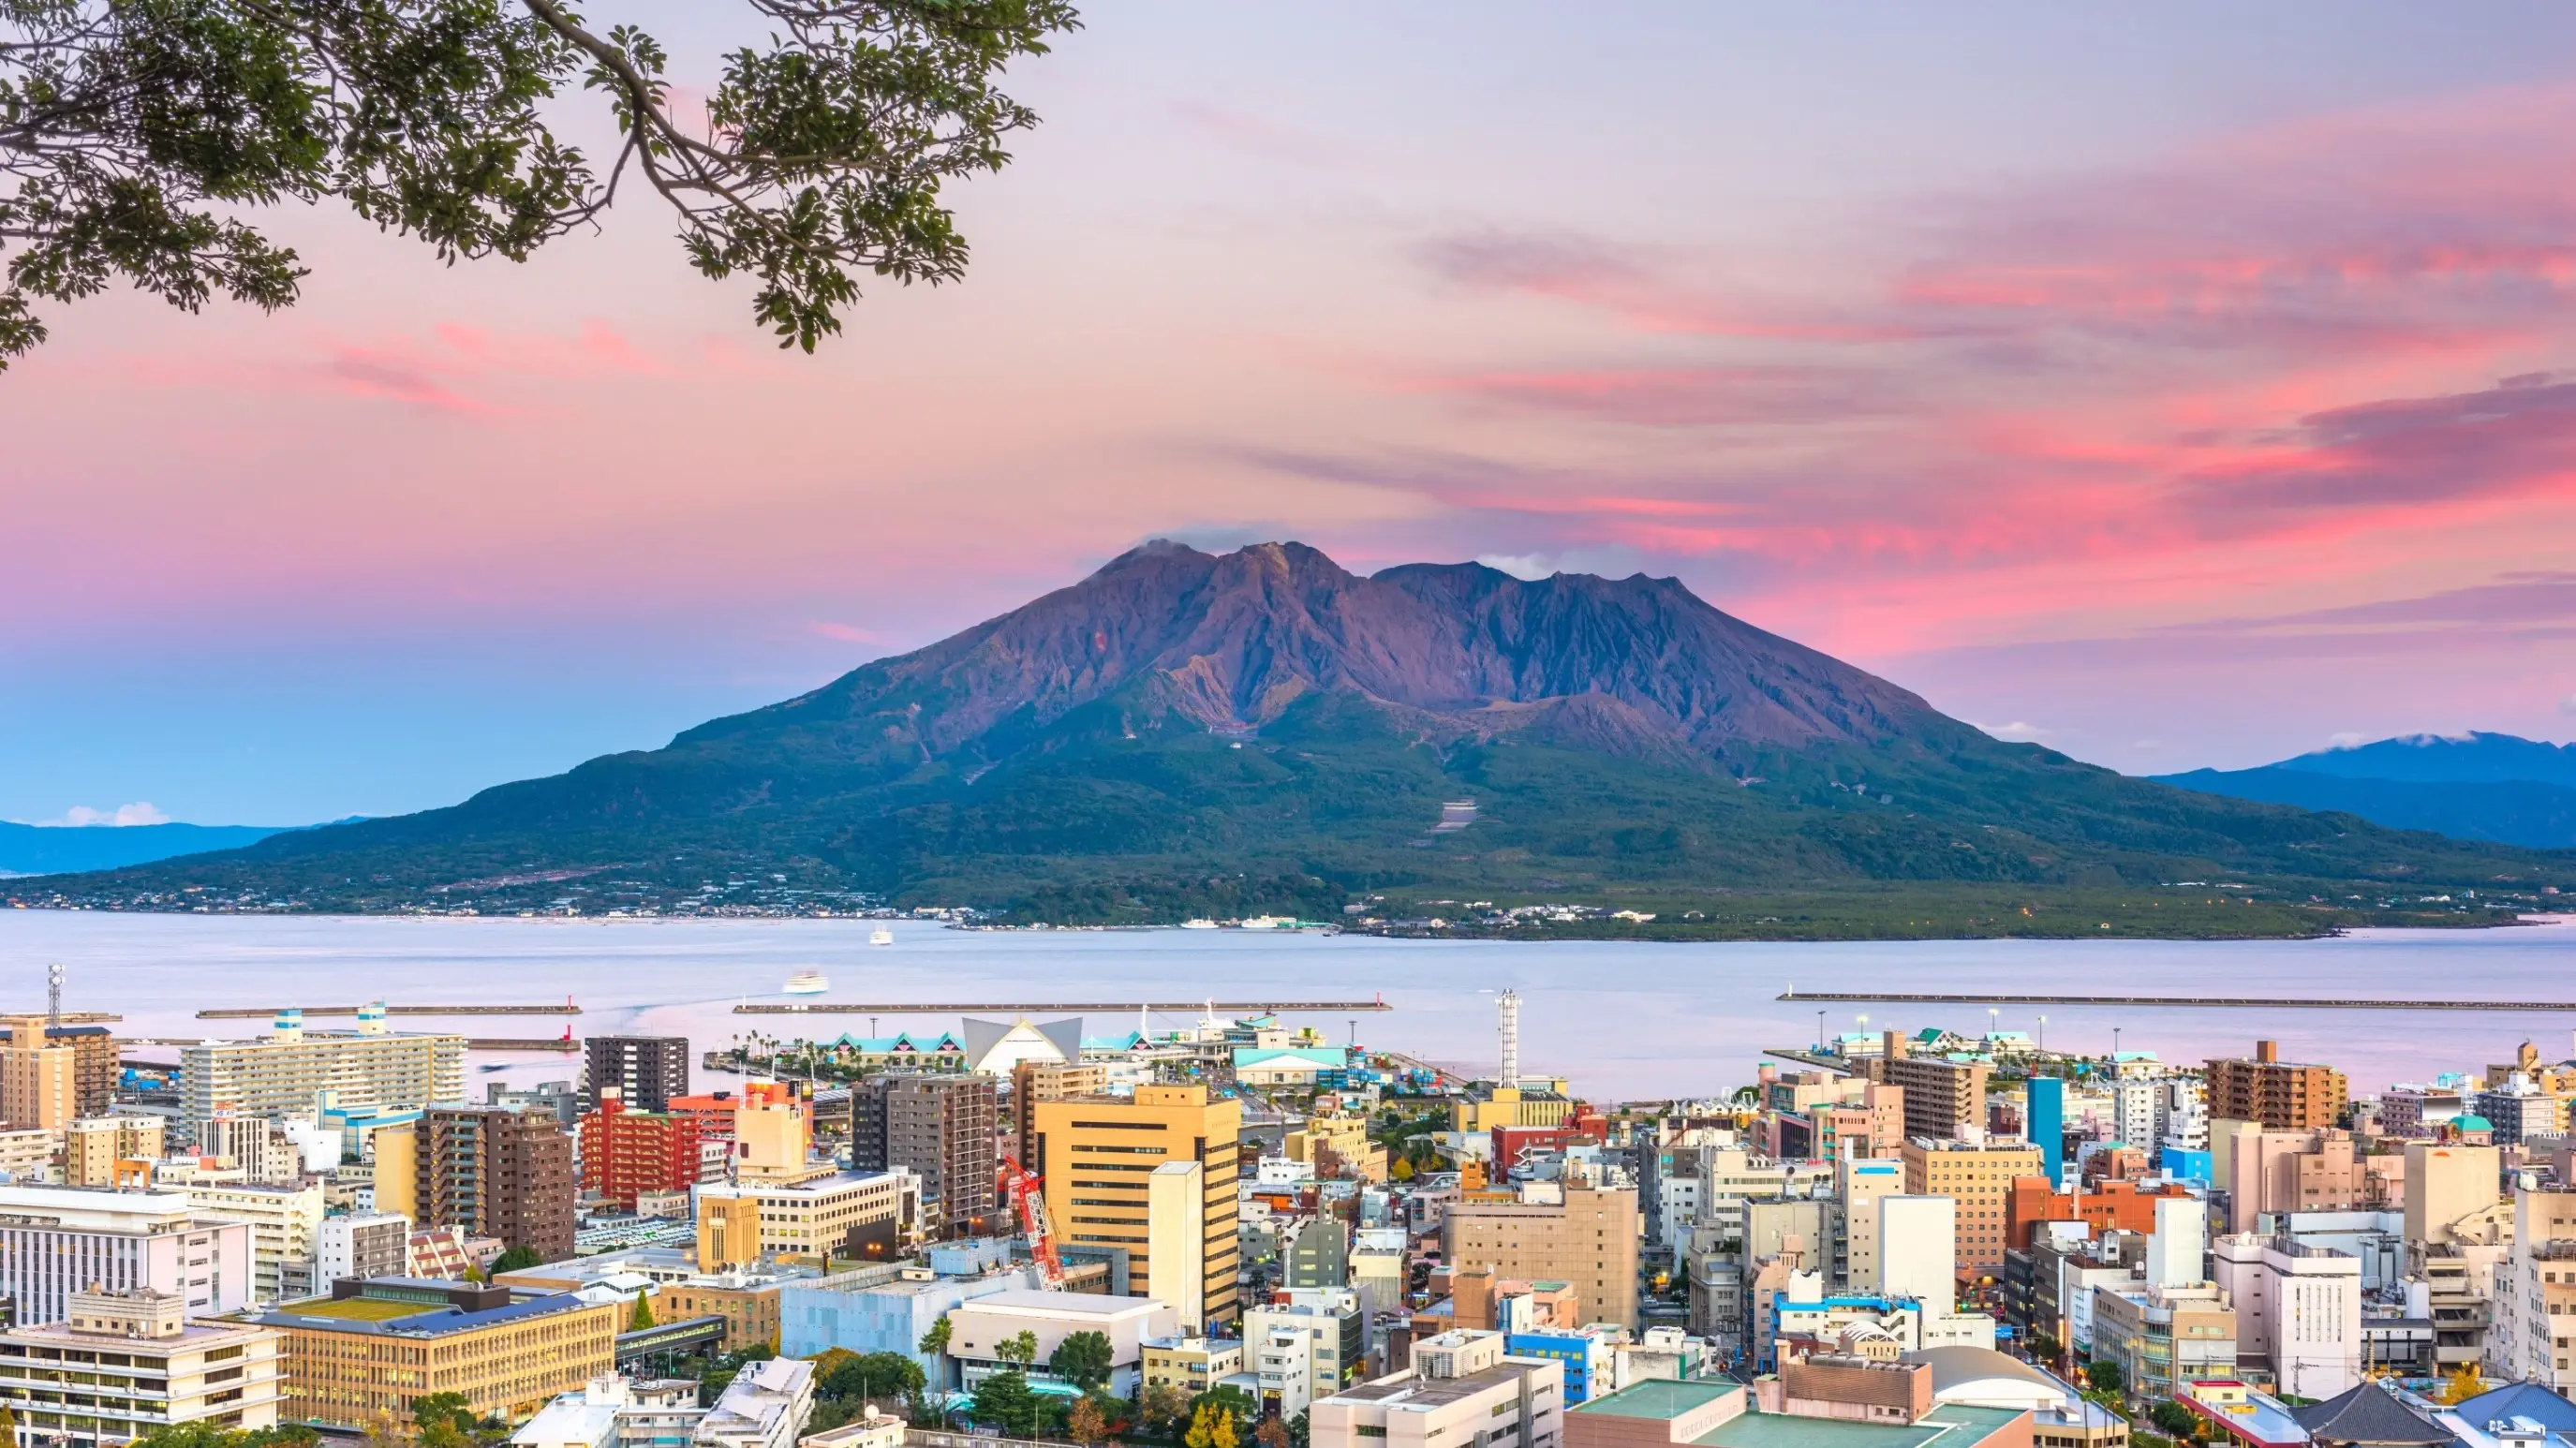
xmin=413 ymin=1107 xmax=578 ymax=1263
xmin=1 ymin=1023 xmax=119 ymax=1120
xmin=582 ymin=1036 xmax=690 ymax=1113
xmin=316 ymin=1213 xmax=410 ymax=1286
xmin=1902 ymin=1139 xmax=2044 ymax=1272
xmin=2207 ymin=1041 xmax=2347 ymax=1130
xmin=578 ymin=1091 xmax=707 ymax=1211
xmin=0 ymin=1287 xmax=283 ymax=1444
xmin=2491 ymin=1180 xmax=2576 ymax=1389
xmin=182 ymin=1180 xmax=325 ymax=1306
xmin=1011 ymin=1060 xmax=1107 ymax=1166
xmin=1029 ymin=1083 xmax=1242 ymax=1323
xmin=181 ymin=1011 xmax=464 ymax=1134
xmin=851 ymin=1072 xmax=998 ymax=1234
xmin=1862 ymin=1037 xmax=1989 ymax=1142
xmin=1445 ymin=1185 xmax=1639 ymax=1330
xmin=2211 ymin=1234 xmax=2362 ymax=1399
xmin=0 ymin=1016 xmax=78 ymax=1132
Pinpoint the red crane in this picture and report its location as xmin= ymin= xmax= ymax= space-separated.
xmin=998 ymin=1153 xmax=1066 ymax=1290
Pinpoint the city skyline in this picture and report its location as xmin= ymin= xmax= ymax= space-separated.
xmin=10 ymin=5 xmax=2576 ymax=824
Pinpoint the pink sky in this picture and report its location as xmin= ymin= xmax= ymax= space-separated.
xmin=7 ymin=4 xmax=2576 ymax=822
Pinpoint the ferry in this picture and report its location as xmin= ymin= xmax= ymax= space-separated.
xmin=783 ymin=970 xmax=831 ymax=995
xmin=869 ymin=927 xmax=894 ymax=947
xmin=1179 ymin=919 xmax=1219 ymax=930
xmin=1239 ymin=915 xmax=1286 ymax=930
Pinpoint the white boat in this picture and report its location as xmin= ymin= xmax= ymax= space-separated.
xmin=869 ymin=927 xmax=894 ymax=947
xmin=1179 ymin=919 xmax=1219 ymax=930
xmin=783 ymin=970 xmax=830 ymax=995
xmin=1239 ymin=915 xmax=1284 ymax=930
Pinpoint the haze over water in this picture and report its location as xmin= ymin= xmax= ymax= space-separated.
xmin=9 ymin=912 xmax=2573 ymax=1101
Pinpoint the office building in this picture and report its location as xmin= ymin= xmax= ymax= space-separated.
xmin=182 ymin=1180 xmax=325 ymax=1305
xmin=196 ymin=1115 xmax=304 ymax=1184
xmin=2492 ymin=1181 xmax=2576 ymax=1390
xmin=696 ymin=1357 xmax=813 ymax=1448
xmin=0 ymin=1287 xmax=284 ymax=1444
xmin=1011 ymin=1059 xmax=1107 ymax=1167
xmin=1836 ymin=1158 xmax=1904 ymax=1292
xmin=1029 ymin=1083 xmax=1242 ymax=1322
xmin=1444 ymin=1185 xmax=1639 ymax=1329
xmin=578 ymin=1090 xmax=706 ymax=1211
xmin=0 ymin=1126 xmax=54 ymax=1183
xmin=0 ymin=1016 xmax=78 ymax=1132
xmin=317 ymin=1212 xmax=411 ymax=1286
xmin=582 ymin=1037 xmax=690 ymax=1114
xmin=1878 ymin=1195 xmax=1960 ymax=1313
xmin=255 ymin=1278 xmax=617 ymax=1430
xmin=181 ymin=1010 xmax=465 ymax=1133
xmin=1143 ymin=1337 xmax=1245 ymax=1398
xmin=1311 ymin=1329 xmax=1563 ymax=1448
xmin=733 ymin=1079 xmax=830 ymax=1186
xmin=416 ymin=1106 xmax=578 ymax=1263
xmin=373 ymin=1119 xmax=419 ymax=1225
xmin=851 ymin=1072 xmax=998 ymax=1234
xmin=2404 ymin=1141 xmax=2500 ymax=1249
xmin=2004 ymin=1179 xmax=2190 ymax=1260
xmin=1902 ymin=1139 xmax=2045 ymax=1271
xmin=2207 ymin=1041 xmax=2347 ymax=1131
xmin=776 ymin=1260 xmax=1036 ymax=1368
xmin=1288 ymin=1213 xmax=1351 ymax=1289
xmin=2212 ymin=1234 xmax=2362 ymax=1399
xmin=65 ymin=1116 xmax=166 ymax=1188
xmin=0 ymin=1185 xmax=254 ymax=1324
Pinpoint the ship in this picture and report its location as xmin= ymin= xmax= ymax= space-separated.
xmin=783 ymin=970 xmax=830 ymax=995
xmin=1179 ymin=919 xmax=1219 ymax=930
xmin=869 ymin=927 xmax=894 ymax=947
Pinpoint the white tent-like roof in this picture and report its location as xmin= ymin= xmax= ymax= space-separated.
xmin=962 ymin=1016 xmax=1085 ymax=1074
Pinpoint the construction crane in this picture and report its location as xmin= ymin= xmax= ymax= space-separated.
xmin=997 ymin=1153 xmax=1065 ymax=1291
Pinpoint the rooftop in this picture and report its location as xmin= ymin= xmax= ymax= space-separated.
xmin=1330 ymin=1361 xmax=1550 ymax=1410
xmin=256 ymin=1292 xmax=597 ymax=1338
xmin=1697 ymin=1406 xmax=2031 ymax=1448
xmin=1577 ymin=1380 xmax=1743 ymax=1420
xmin=959 ymin=1290 xmax=1170 ymax=1319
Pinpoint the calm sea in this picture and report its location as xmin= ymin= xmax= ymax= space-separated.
xmin=5 ymin=912 xmax=2572 ymax=1101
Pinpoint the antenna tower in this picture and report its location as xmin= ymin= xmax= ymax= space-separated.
xmin=46 ymin=964 xmax=61 ymax=1028
xmin=1498 ymin=988 xmax=1521 ymax=1087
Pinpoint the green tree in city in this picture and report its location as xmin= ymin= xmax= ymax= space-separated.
xmin=919 ymin=1315 xmax=953 ymax=1356
xmin=2086 ymin=1361 xmax=2124 ymax=1396
xmin=0 ymin=0 xmax=1083 ymax=369
xmin=970 ymin=1369 xmax=1039 ymax=1436
xmin=491 ymin=1245 xmax=542 ymax=1275
xmin=2149 ymin=1402 xmax=2199 ymax=1439
xmin=129 ymin=1427 xmax=321 ymax=1448
xmin=997 ymin=1328 xmax=1040 ymax=1368
xmin=1047 ymin=1329 xmax=1115 ymax=1392
xmin=818 ymin=1351 xmax=925 ymax=1408
xmin=628 ymin=1288 xmax=656 ymax=1332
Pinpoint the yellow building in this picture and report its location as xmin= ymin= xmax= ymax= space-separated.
xmin=65 ymin=1116 xmax=165 ymax=1188
xmin=1142 ymin=1336 xmax=1244 ymax=1396
xmin=734 ymin=1079 xmax=833 ymax=1186
xmin=0 ymin=1018 xmax=77 ymax=1133
xmin=693 ymin=1172 xmax=920 ymax=1269
xmin=1031 ymin=1083 xmax=1242 ymax=1323
xmin=1900 ymin=1138 xmax=2046 ymax=1272
xmin=1286 ymin=1115 xmax=1389 ymax=1182
xmin=256 ymin=1279 xmax=616 ymax=1429
xmin=372 ymin=1123 xmax=418 ymax=1225
xmin=1449 ymin=1085 xmax=1574 ymax=1133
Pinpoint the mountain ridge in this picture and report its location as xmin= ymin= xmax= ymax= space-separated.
xmin=20 ymin=541 xmax=2575 ymax=922
xmin=2154 ymin=730 xmax=2576 ymax=849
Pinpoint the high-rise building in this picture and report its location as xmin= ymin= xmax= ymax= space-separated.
xmin=0 ymin=1185 xmax=254 ymax=1324
xmin=415 ymin=1106 xmax=577 ymax=1263
xmin=0 ymin=1287 xmax=285 ymax=1444
xmin=2492 ymin=1180 xmax=2576 ymax=1390
xmin=851 ymin=1072 xmax=998 ymax=1234
xmin=578 ymin=1089 xmax=706 ymax=1210
xmin=181 ymin=1010 xmax=465 ymax=1136
xmin=1834 ymin=1157 xmax=1903 ymax=1292
xmin=2206 ymin=1040 xmax=2347 ymax=1130
xmin=582 ymin=1036 xmax=690 ymax=1113
xmin=733 ymin=1079 xmax=829 ymax=1186
xmin=0 ymin=1015 xmax=78 ymax=1132
xmin=1876 ymin=1194 xmax=1958 ymax=1313
xmin=1901 ymin=1138 xmax=2044 ymax=1271
xmin=196 ymin=1115 xmax=304 ymax=1184
xmin=2211 ymin=1234 xmax=2361 ymax=1399
xmin=1031 ymin=1083 xmax=1243 ymax=1323
xmin=316 ymin=1212 xmax=410 ymax=1285
xmin=1443 ymin=1185 xmax=1639 ymax=1329
xmin=372 ymin=1121 xmax=419 ymax=1225
xmin=2403 ymin=1141 xmax=2500 ymax=1248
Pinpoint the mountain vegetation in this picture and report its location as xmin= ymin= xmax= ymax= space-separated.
xmin=22 ymin=542 xmax=2574 ymax=932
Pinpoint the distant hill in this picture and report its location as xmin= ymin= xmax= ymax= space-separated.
xmin=22 ymin=541 xmax=2576 ymax=920
xmin=2154 ymin=731 xmax=2576 ymax=849
xmin=0 ymin=820 xmax=290 ymax=877
xmin=2266 ymin=731 xmax=2576 ymax=787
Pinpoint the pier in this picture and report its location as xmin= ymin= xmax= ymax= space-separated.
xmin=196 ymin=1003 xmax=579 ymax=1019
xmin=734 ymin=998 xmax=1393 ymax=1015
xmin=1776 ymin=990 xmax=2576 ymax=1012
